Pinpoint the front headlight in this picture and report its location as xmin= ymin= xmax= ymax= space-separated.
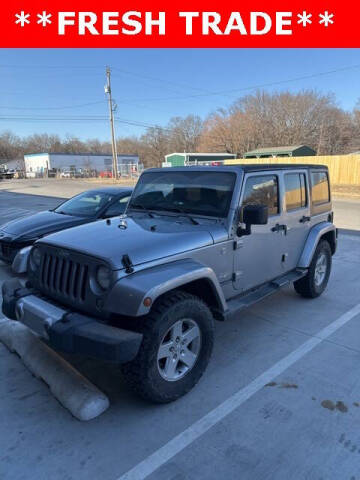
xmin=96 ymin=265 xmax=111 ymax=290
xmin=29 ymin=247 xmax=41 ymax=271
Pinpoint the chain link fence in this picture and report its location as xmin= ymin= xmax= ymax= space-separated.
xmin=26 ymin=163 xmax=144 ymax=179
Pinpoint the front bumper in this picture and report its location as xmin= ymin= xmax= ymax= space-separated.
xmin=1 ymin=279 xmax=143 ymax=363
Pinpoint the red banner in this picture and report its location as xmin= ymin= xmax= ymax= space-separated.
xmin=1 ymin=1 xmax=357 ymax=47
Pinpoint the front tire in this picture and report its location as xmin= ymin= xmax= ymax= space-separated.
xmin=294 ymin=240 xmax=332 ymax=298
xmin=121 ymin=291 xmax=214 ymax=403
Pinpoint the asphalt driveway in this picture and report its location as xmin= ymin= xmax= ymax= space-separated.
xmin=1 ymin=190 xmax=360 ymax=480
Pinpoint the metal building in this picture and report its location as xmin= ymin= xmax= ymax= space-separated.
xmin=243 ymin=145 xmax=316 ymax=159
xmin=24 ymin=152 xmax=139 ymax=177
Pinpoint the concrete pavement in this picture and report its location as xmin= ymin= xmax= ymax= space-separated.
xmin=333 ymin=198 xmax=360 ymax=231
xmin=1 ymin=188 xmax=360 ymax=480
xmin=1 ymin=178 xmax=359 ymax=231
xmin=0 ymin=178 xmax=134 ymax=199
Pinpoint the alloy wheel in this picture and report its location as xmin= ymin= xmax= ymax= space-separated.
xmin=157 ymin=318 xmax=201 ymax=382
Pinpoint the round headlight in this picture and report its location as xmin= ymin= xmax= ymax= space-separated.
xmin=96 ymin=266 xmax=111 ymax=290
xmin=29 ymin=247 xmax=42 ymax=271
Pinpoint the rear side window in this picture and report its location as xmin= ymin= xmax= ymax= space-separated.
xmin=242 ymin=175 xmax=279 ymax=216
xmin=285 ymin=173 xmax=307 ymax=211
xmin=311 ymin=171 xmax=330 ymax=205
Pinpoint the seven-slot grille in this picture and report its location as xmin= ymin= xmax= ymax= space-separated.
xmin=40 ymin=251 xmax=89 ymax=301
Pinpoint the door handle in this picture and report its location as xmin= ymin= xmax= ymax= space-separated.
xmin=271 ymin=223 xmax=287 ymax=233
xmin=299 ymin=215 xmax=311 ymax=223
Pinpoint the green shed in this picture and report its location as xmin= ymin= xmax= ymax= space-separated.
xmin=244 ymin=145 xmax=316 ymax=159
xmin=164 ymin=152 xmax=237 ymax=167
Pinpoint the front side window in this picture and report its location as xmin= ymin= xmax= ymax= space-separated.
xmin=242 ymin=175 xmax=279 ymax=216
xmin=285 ymin=173 xmax=307 ymax=211
xmin=311 ymin=171 xmax=330 ymax=205
xmin=129 ymin=171 xmax=236 ymax=218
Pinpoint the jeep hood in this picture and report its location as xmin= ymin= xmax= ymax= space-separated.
xmin=39 ymin=216 xmax=222 ymax=269
xmin=0 ymin=211 xmax=89 ymax=241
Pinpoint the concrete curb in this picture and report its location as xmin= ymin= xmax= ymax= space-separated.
xmin=0 ymin=318 xmax=110 ymax=421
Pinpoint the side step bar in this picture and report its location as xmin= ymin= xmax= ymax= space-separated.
xmin=224 ymin=269 xmax=306 ymax=320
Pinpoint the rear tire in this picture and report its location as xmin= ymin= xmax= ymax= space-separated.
xmin=121 ymin=291 xmax=214 ymax=403
xmin=294 ymin=240 xmax=332 ymax=298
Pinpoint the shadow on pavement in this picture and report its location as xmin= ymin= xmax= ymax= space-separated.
xmin=0 ymin=189 xmax=65 ymax=205
xmin=338 ymin=228 xmax=360 ymax=237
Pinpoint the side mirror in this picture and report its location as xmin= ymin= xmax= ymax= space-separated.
xmin=237 ymin=204 xmax=268 ymax=237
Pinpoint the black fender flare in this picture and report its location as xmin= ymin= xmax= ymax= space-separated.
xmin=106 ymin=259 xmax=227 ymax=316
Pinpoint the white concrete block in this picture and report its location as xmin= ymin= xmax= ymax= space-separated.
xmin=0 ymin=318 xmax=110 ymax=421
xmin=0 ymin=317 xmax=16 ymax=351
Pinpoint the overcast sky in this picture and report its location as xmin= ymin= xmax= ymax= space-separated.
xmin=0 ymin=48 xmax=359 ymax=141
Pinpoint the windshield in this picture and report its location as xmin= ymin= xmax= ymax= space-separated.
xmin=129 ymin=171 xmax=235 ymax=218
xmin=54 ymin=191 xmax=114 ymax=217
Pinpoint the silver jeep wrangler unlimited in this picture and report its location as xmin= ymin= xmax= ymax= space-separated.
xmin=2 ymin=165 xmax=337 ymax=403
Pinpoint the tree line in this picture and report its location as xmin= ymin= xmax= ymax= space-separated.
xmin=1 ymin=90 xmax=360 ymax=168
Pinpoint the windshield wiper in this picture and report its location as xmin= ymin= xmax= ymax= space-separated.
xmin=128 ymin=203 xmax=154 ymax=218
xmin=56 ymin=210 xmax=71 ymax=216
xmin=130 ymin=203 xmax=198 ymax=224
xmin=161 ymin=207 xmax=199 ymax=225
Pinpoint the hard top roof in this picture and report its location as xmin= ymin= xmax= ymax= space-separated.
xmin=146 ymin=163 xmax=328 ymax=174
xmin=236 ymin=163 xmax=327 ymax=172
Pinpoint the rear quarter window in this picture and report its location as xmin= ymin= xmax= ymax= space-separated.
xmin=285 ymin=173 xmax=307 ymax=211
xmin=311 ymin=171 xmax=330 ymax=205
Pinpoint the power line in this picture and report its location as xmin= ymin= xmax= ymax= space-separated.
xmin=0 ymin=115 xmax=221 ymax=142
xmin=1 ymin=63 xmax=359 ymax=114
xmin=0 ymin=114 xmax=168 ymax=130
xmin=0 ymin=100 xmax=106 ymax=111
xmin=0 ymin=63 xmax=214 ymax=95
xmin=4 ymin=62 xmax=360 ymax=105
xmin=0 ymin=64 xmax=102 ymax=69
xmin=114 ymin=64 xmax=360 ymax=103
xmin=0 ymin=114 xmax=192 ymax=138
xmin=0 ymin=114 xmax=233 ymax=144
xmin=0 ymin=63 xmax=358 ymax=136
xmin=0 ymin=97 xmax=176 ymax=116
xmin=111 ymin=66 xmax=218 ymax=96
xmin=0 ymin=115 xmax=107 ymax=120
xmin=0 ymin=63 xmax=216 ymax=100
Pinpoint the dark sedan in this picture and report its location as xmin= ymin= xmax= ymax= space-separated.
xmin=0 ymin=187 xmax=132 ymax=264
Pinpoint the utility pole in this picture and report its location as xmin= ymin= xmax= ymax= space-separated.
xmin=317 ymin=122 xmax=324 ymax=156
xmin=105 ymin=66 xmax=119 ymax=180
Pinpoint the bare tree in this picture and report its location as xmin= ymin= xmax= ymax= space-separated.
xmin=167 ymin=115 xmax=203 ymax=153
xmin=199 ymin=107 xmax=254 ymax=155
xmin=86 ymin=138 xmax=109 ymax=154
xmin=0 ymin=90 xmax=359 ymax=165
xmin=116 ymin=137 xmax=142 ymax=156
xmin=0 ymin=131 xmax=22 ymax=159
xmin=141 ymin=127 xmax=169 ymax=168
xmin=23 ymin=133 xmax=63 ymax=154
xmin=199 ymin=90 xmax=354 ymax=157
xmin=348 ymin=103 xmax=360 ymax=153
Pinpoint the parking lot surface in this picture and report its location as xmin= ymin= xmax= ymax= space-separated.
xmin=1 ymin=189 xmax=360 ymax=480
xmin=0 ymin=178 xmax=134 ymax=200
